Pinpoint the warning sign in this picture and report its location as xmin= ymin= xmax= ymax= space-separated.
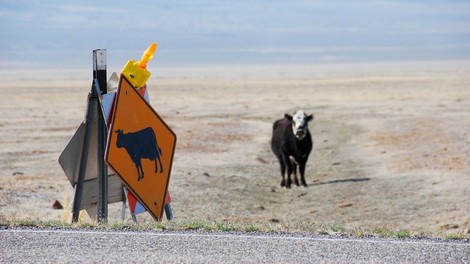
xmin=105 ymin=75 xmax=176 ymax=221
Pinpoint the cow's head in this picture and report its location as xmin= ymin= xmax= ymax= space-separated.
xmin=285 ymin=110 xmax=314 ymax=140
xmin=115 ymin=129 xmax=124 ymax=148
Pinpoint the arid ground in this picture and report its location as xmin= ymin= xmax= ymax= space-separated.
xmin=1 ymin=61 xmax=469 ymax=235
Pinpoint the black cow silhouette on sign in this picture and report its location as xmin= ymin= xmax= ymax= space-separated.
xmin=115 ymin=127 xmax=163 ymax=181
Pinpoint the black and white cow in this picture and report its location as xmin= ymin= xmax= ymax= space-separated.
xmin=115 ymin=127 xmax=163 ymax=181
xmin=271 ymin=110 xmax=314 ymax=188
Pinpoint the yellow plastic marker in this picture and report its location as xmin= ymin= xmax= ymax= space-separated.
xmin=122 ymin=42 xmax=157 ymax=88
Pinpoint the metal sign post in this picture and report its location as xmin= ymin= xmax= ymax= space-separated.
xmin=93 ymin=49 xmax=108 ymax=223
xmin=93 ymin=49 xmax=107 ymax=95
xmin=71 ymin=50 xmax=109 ymax=223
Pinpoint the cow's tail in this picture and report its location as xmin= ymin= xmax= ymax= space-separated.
xmin=158 ymin=146 xmax=163 ymax=157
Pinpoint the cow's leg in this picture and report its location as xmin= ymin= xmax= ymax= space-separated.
xmin=153 ymin=158 xmax=164 ymax=173
xmin=283 ymin=155 xmax=293 ymax=189
xmin=299 ymin=162 xmax=308 ymax=187
xmin=136 ymin=160 xmax=144 ymax=181
xmin=292 ymin=164 xmax=299 ymax=186
xmin=157 ymin=157 xmax=164 ymax=173
xmin=289 ymin=156 xmax=300 ymax=186
xmin=286 ymin=165 xmax=293 ymax=189
xmin=135 ymin=162 xmax=141 ymax=181
xmin=276 ymin=154 xmax=286 ymax=187
xmin=140 ymin=163 xmax=145 ymax=180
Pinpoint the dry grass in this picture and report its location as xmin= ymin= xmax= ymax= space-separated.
xmin=1 ymin=217 xmax=469 ymax=241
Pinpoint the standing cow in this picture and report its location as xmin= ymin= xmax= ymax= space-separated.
xmin=115 ymin=127 xmax=163 ymax=181
xmin=271 ymin=110 xmax=314 ymax=188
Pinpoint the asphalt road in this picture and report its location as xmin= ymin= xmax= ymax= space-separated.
xmin=1 ymin=228 xmax=469 ymax=263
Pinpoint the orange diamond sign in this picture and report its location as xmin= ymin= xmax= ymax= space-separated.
xmin=105 ymin=75 xmax=176 ymax=221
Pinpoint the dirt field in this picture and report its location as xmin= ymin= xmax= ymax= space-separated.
xmin=0 ymin=61 xmax=469 ymax=235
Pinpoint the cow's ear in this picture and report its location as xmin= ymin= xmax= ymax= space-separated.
xmin=307 ymin=114 xmax=314 ymax=122
xmin=284 ymin=114 xmax=293 ymax=120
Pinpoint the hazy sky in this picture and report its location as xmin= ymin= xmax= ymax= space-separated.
xmin=1 ymin=0 xmax=469 ymax=69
